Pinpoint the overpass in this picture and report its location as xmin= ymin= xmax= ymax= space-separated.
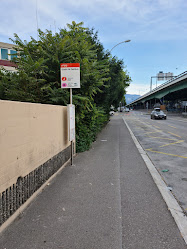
xmin=127 ymin=71 xmax=187 ymax=112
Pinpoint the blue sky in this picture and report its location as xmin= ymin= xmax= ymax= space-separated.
xmin=1 ymin=0 xmax=187 ymax=95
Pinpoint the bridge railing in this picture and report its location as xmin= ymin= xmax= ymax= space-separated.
xmin=150 ymin=71 xmax=187 ymax=93
xmin=128 ymin=71 xmax=187 ymax=105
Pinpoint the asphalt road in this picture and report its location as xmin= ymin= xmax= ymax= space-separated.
xmin=0 ymin=114 xmax=186 ymax=248
xmin=124 ymin=110 xmax=187 ymax=213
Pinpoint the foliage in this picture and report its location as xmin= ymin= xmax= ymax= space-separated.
xmin=0 ymin=21 xmax=131 ymax=152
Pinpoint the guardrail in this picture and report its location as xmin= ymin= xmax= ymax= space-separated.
xmin=151 ymin=71 xmax=187 ymax=93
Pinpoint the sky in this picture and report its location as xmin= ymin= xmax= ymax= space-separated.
xmin=1 ymin=0 xmax=187 ymax=95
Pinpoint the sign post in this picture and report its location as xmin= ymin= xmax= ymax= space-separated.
xmin=60 ymin=63 xmax=80 ymax=165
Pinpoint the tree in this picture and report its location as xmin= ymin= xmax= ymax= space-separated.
xmin=0 ymin=21 xmax=131 ymax=152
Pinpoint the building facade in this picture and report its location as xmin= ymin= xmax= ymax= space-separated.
xmin=0 ymin=42 xmax=18 ymax=72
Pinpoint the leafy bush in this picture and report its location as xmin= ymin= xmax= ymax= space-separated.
xmin=0 ymin=21 xmax=131 ymax=152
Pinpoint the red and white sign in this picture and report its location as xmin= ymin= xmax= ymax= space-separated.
xmin=60 ymin=63 xmax=80 ymax=88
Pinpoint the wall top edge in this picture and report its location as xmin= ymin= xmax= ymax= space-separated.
xmin=0 ymin=100 xmax=67 ymax=108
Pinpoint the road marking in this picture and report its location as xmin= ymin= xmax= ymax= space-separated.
xmin=153 ymin=125 xmax=160 ymax=128
xmin=144 ymin=122 xmax=152 ymax=126
xmin=146 ymin=139 xmax=183 ymax=150
xmin=167 ymin=125 xmax=177 ymax=129
xmin=167 ymin=132 xmax=182 ymax=138
xmin=147 ymin=136 xmax=177 ymax=141
xmin=146 ymin=149 xmax=187 ymax=159
xmin=144 ymin=131 xmax=162 ymax=134
xmin=159 ymin=140 xmax=184 ymax=148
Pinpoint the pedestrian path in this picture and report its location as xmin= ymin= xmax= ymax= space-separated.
xmin=0 ymin=115 xmax=186 ymax=249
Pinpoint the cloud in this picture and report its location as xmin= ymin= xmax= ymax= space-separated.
xmin=0 ymin=0 xmax=187 ymax=44
xmin=0 ymin=0 xmax=73 ymax=42
xmin=127 ymin=81 xmax=150 ymax=95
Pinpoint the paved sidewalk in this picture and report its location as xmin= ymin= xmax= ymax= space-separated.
xmin=0 ymin=115 xmax=186 ymax=249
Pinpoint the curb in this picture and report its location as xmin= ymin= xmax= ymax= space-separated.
xmin=122 ymin=116 xmax=187 ymax=245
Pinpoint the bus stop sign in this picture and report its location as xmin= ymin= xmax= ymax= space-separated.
xmin=60 ymin=63 xmax=80 ymax=88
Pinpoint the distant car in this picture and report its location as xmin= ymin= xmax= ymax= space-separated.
xmin=109 ymin=111 xmax=115 ymax=116
xmin=151 ymin=108 xmax=167 ymax=120
xmin=124 ymin=107 xmax=130 ymax=112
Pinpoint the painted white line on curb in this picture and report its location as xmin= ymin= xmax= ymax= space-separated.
xmin=122 ymin=116 xmax=187 ymax=245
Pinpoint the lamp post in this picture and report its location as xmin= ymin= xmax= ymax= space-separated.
xmin=109 ymin=40 xmax=131 ymax=112
xmin=109 ymin=39 xmax=131 ymax=53
xmin=110 ymin=40 xmax=131 ymax=112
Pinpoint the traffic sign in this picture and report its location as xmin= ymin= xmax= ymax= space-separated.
xmin=60 ymin=63 xmax=80 ymax=88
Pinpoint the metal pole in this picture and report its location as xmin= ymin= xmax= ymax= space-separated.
xmin=110 ymin=40 xmax=131 ymax=53
xmin=70 ymin=88 xmax=72 ymax=104
xmin=70 ymin=88 xmax=73 ymax=165
xmin=150 ymin=77 xmax=152 ymax=91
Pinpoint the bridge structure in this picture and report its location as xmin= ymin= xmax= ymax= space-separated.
xmin=127 ymin=71 xmax=187 ymax=112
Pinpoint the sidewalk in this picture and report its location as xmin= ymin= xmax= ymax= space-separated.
xmin=0 ymin=115 xmax=186 ymax=249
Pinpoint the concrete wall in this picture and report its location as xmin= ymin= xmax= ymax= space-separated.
xmin=0 ymin=100 xmax=70 ymax=193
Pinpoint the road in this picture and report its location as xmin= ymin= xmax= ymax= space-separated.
xmin=123 ymin=110 xmax=187 ymax=214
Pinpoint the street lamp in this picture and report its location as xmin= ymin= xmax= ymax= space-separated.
xmin=110 ymin=39 xmax=131 ymax=53
xmin=110 ymin=40 xmax=131 ymax=111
